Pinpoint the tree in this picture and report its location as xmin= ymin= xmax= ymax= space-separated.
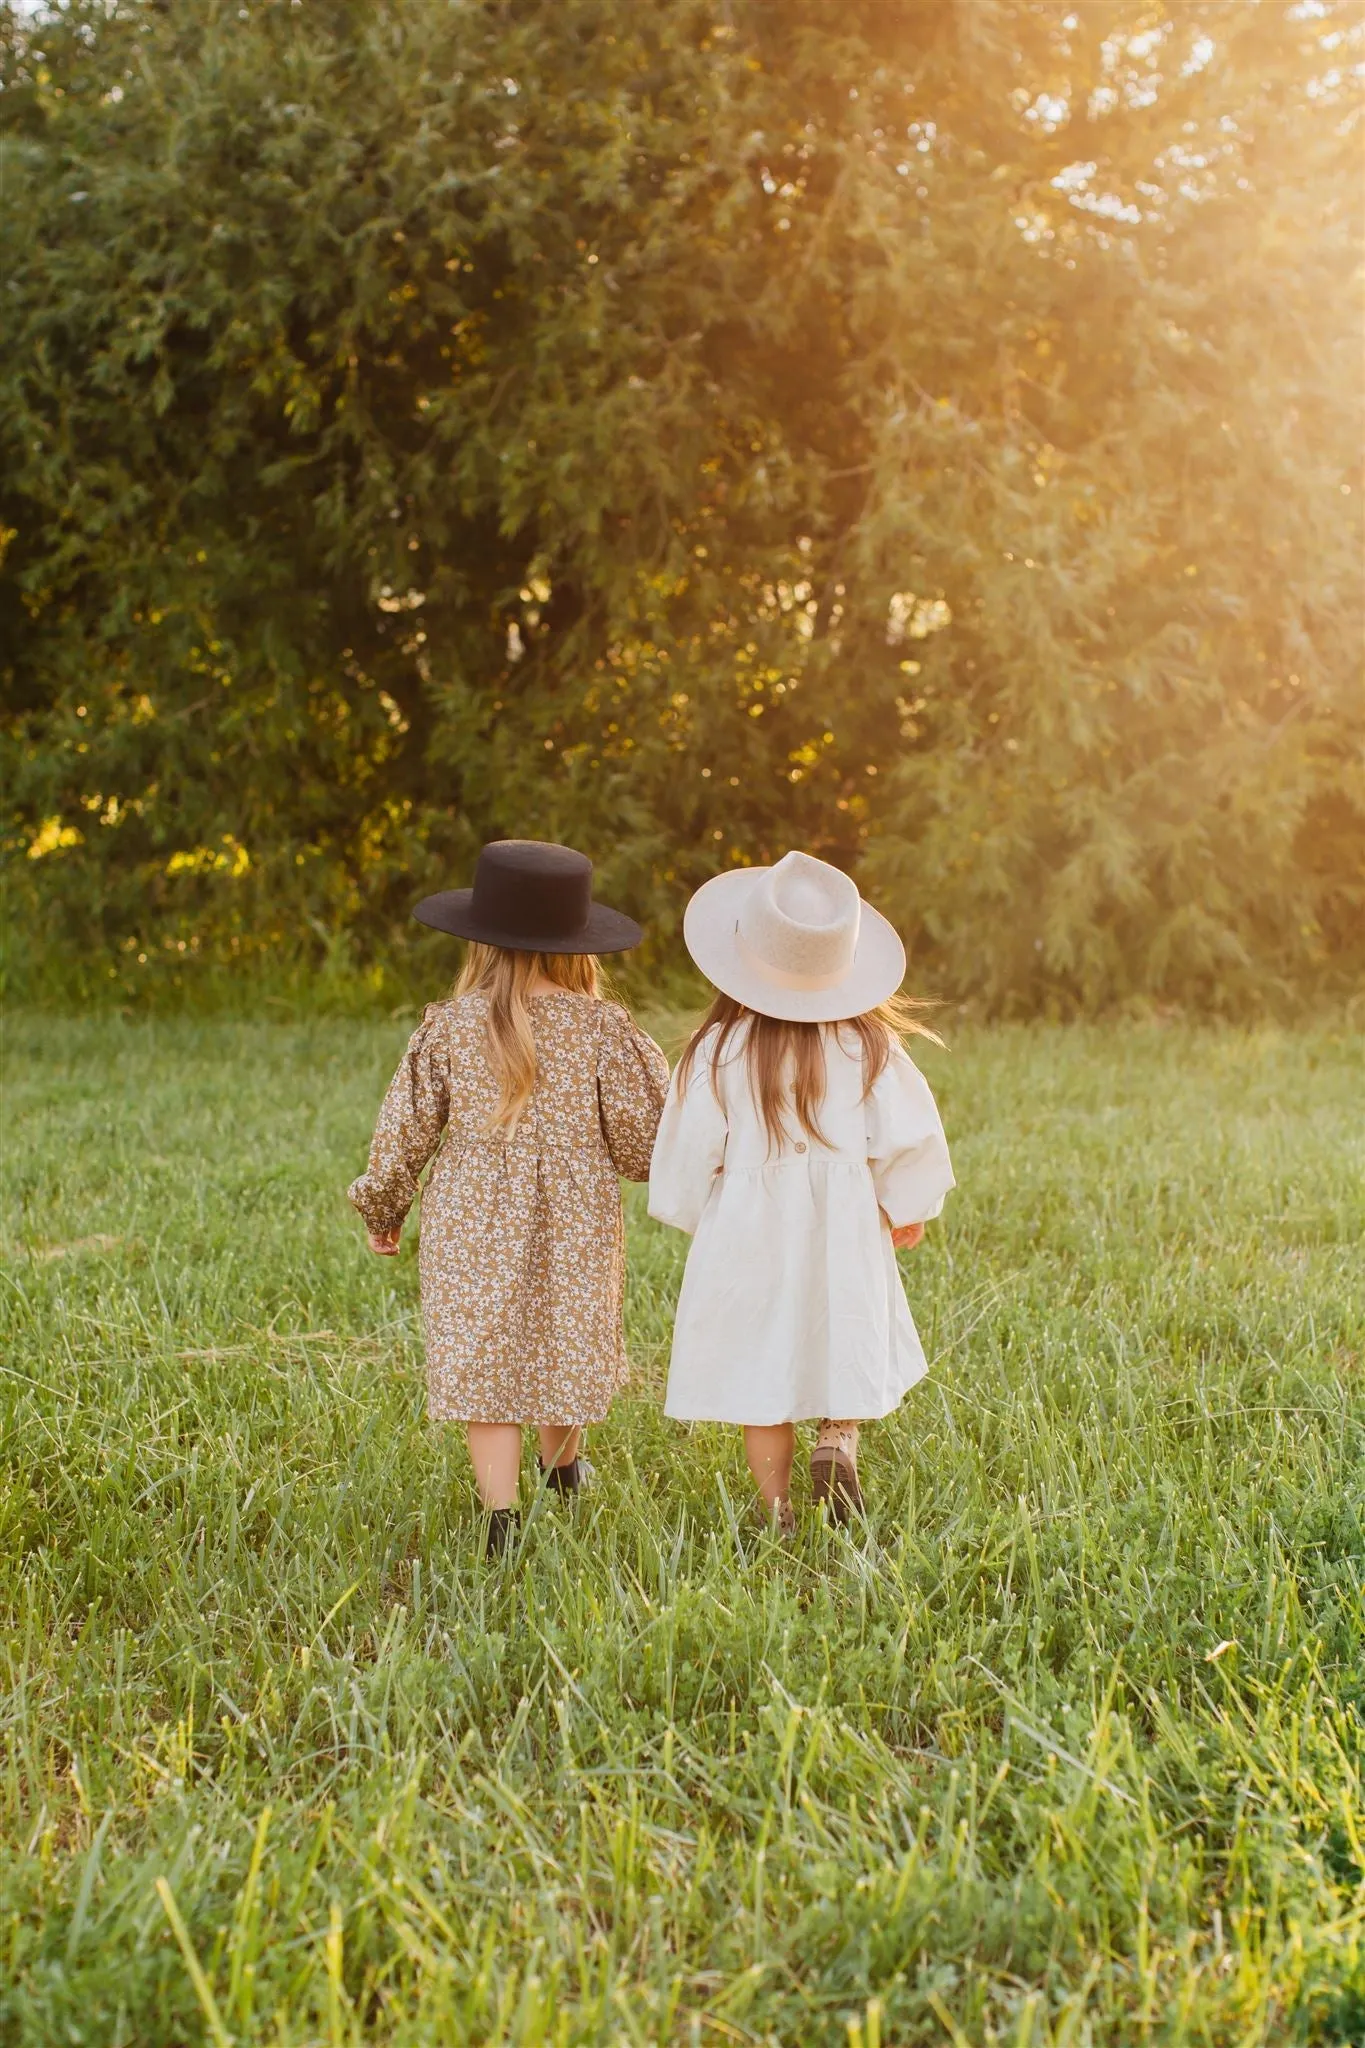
xmin=2 ymin=0 xmax=1360 ymax=1009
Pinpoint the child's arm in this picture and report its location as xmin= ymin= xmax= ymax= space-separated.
xmin=348 ymin=1007 xmax=450 ymax=1251
xmin=867 ymin=1044 xmax=954 ymax=1236
xmin=596 ymin=1005 xmax=671 ymax=1180
xmin=647 ymin=1037 xmax=728 ymax=1235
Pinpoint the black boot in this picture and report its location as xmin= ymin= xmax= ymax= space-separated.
xmin=540 ymin=1457 xmax=582 ymax=1495
xmin=484 ymin=1506 xmax=520 ymax=1558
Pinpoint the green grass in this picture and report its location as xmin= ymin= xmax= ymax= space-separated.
xmin=1 ymin=1011 xmax=1362 ymax=2047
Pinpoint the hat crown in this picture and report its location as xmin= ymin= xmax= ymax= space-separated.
xmin=471 ymin=839 xmax=592 ymax=940
xmin=737 ymin=851 xmax=860 ymax=988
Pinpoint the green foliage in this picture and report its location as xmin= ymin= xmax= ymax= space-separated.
xmin=2 ymin=1 xmax=1361 ymax=1011
xmin=2 ymin=1014 xmax=1363 ymax=2040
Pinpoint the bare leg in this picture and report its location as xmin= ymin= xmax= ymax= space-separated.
xmin=537 ymin=1424 xmax=582 ymax=1471
xmin=743 ymin=1423 xmax=795 ymax=1512
xmin=466 ymin=1422 xmax=523 ymax=1510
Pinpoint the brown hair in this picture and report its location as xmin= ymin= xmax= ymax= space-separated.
xmin=675 ymin=990 xmax=942 ymax=1155
xmin=453 ymin=943 xmax=602 ymax=1132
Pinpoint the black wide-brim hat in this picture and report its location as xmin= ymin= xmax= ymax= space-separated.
xmin=413 ymin=839 xmax=643 ymax=955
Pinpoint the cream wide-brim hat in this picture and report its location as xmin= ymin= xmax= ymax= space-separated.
xmin=683 ymin=851 xmax=906 ymax=1024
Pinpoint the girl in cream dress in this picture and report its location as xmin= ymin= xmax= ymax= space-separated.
xmin=648 ymin=851 xmax=954 ymax=1529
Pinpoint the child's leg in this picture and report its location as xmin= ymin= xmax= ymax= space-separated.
xmin=537 ymin=1424 xmax=589 ymax=1497
xmin=466 ymin=1422 xmax=523 ymax=1509
xmin=744 ymin=1424 xmax=795 ymax=1510
xmin=537 ymin=1425 xmax=581 ymax=1471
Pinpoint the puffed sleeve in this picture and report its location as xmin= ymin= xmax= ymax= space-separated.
xmin=596 ymin=1003 xmax=671 ymax=1181
xmin=347 ymin=1005 xmax=451 ymax=1237
xmin=866 ymin=1043 xmax=955 ymax=1227
xmin=647 ymin=1031 xmax=729 ymax=1235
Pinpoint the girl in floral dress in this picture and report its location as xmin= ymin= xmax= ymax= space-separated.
xmin=349 ymin=839 xmax=669 ymax=1554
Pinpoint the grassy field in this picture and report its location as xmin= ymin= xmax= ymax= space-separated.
xmin=1 ymin=1010 xmax=1362 ymax=2047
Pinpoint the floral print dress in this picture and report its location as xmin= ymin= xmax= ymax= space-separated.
xmin=349 ymin=991 xmax=670 ymax=1425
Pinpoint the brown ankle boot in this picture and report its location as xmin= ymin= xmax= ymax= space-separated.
xmin=754 ymin=1495 xmax=797 ymax=1539
xmin=811 ymin=1421 xmax=863 ymax=1522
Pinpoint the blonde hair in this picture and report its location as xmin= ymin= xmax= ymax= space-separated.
xmin=676 ymin=990 xmax=941 ymax=1156
xmin=454 ymin=943 xmax=601 ymax=1131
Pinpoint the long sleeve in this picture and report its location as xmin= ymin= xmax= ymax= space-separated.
xmin=596 ymin=1003 xmax=671 ymax=1181
xmin=648 ymin=1033 xmax=729 ymax=1235
xmin=866 ymin=1044 xmax=955 ymax=1227
xmin=348 ymin=1006 xmax=451 ymax=1236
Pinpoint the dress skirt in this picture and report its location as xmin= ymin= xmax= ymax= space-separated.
xmin=350 ymin=990 xmax=670 ymax=1425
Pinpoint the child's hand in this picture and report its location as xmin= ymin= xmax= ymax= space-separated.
xmin=891 ymin=1222 xmax=925 ymax=1252
xmin=367 ymin=1228 xmax=401 ymax=1257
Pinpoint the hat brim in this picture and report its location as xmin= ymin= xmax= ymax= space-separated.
xmin=683 ymin=868 xmax=906 ymax=1022
xmin=413 ymin=891 xmax=643 ymax=955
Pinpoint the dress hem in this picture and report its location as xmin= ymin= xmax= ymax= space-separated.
xmin=662 ymin=1371 xmax=927 ymax=1427
xmin=428 ymin=1407 xmax=619 ymax=1426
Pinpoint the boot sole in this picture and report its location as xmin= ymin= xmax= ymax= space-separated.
xmin=810 ymin=1445 xmax=863 ymax=1523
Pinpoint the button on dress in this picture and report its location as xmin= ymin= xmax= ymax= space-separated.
xmin=349 ymin=991 xmax=670 ymax=1425
xmin=647 ymin=1024 xmax=954 ymax=1424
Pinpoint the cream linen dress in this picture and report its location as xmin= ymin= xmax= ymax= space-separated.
xmin=648 ymin=1025 xmax=954 ymax=1424
xmin=349 ymin=991 xmax=669 ymax=1426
